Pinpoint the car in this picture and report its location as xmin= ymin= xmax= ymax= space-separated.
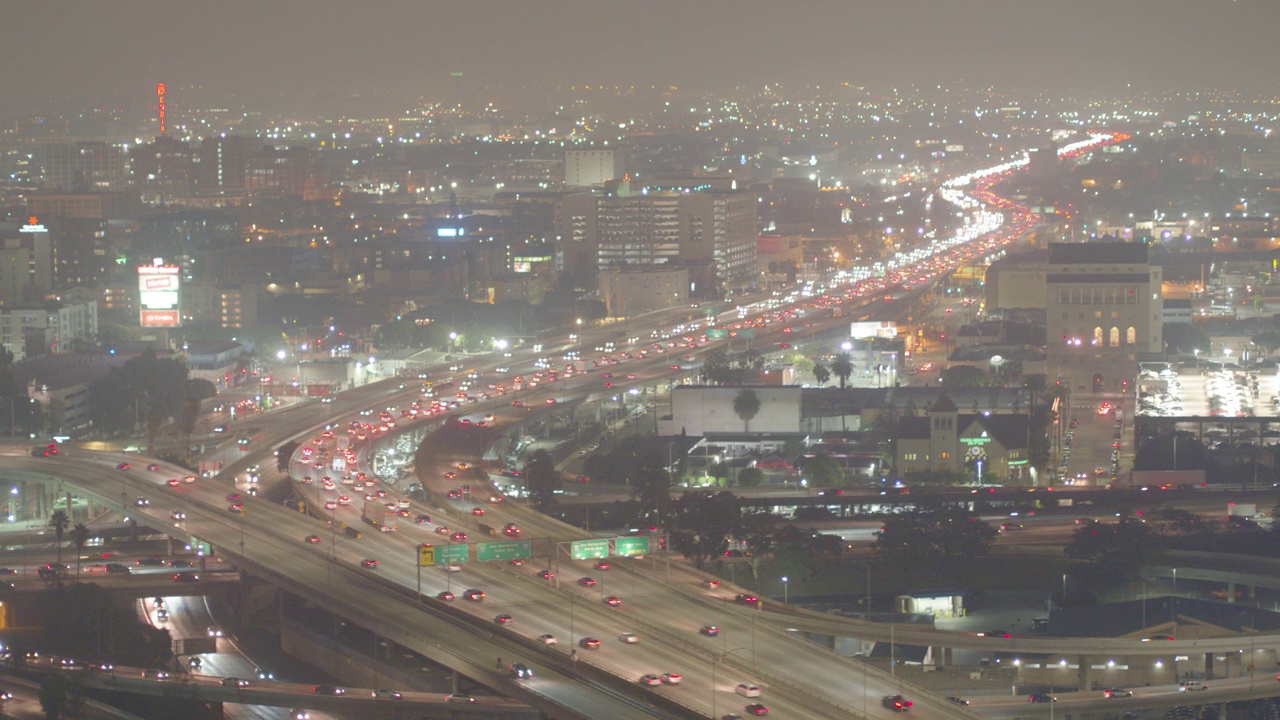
xmin=134 ymin=496 xmax=149 ymax=507
xmin=314 ymin=685 xmax=345 ymax=695
xmin=537 ymin=634 xmax=558 ymax=645
xmin=537 ymin=570 xmax=555 ymax=580
xmin=290 ymin=712 xmax=310 ymax=720
xmin=444 ymin=472 xmax=457 ymax=479
xmin=141 ymin=669 xmax=170 ymax=680
xmin=1179 ymin=681 xmax=1208 ymax=692
xmin=170 ymin=510 xmax=186 ymax=521
xmin=618 ymin=632 xmax=639 ymax=644
xmin=207 ymin=626 xmax=223 ymax=637
xmin=494 ymin=614 xmax=514 ymax=625
xmin=451 ymin=532 xmax=468 ymax=542
xmin=1029 ymin=693 xmax=1057 ymax=703
xmin=735 ymin=593 xmax=760 ymax=605
xmin=605 ymin=596 xmax=622 ymax=606
xmin=374 ymin=689 xmax=402 ymax=699
xmin=579 ymin=637 xmax=601 ymax=650
xmin=172 ymin=573 xmax=200 ymax=583
xmin=640 ymin=674 xmax=663 ymax=686
xmin=580 ymin=577 xmax=597 ymax=586
xmin=221 ymin=677 xmax=250 ymax=688
xmin=510 ymin=662 xmax=533 ymax=679
xmin=464 ymin=589 xmax=485 ymax=601
xmin=155 ymin=608 xmax=169 ymax=621
xmin=745 ymin=704 xmax=770 ymax=716
xmin=700 ymin=625 xmax=720 ymax=636
xmin=306 ymin=535 xmax=320 ymax=543
xmin=1104 ymin=688 xmax=1133 ymax=698
xmin=883 ymin=695 xmax=912 ymax=711
xmin=187 ymin=656 xmax=202 ymax=669
xmin=227 ymin=493 xmax=242 ymax=502
xmin=446 ymin=693 xmax=475 ymax=703
xmin=662 ymin=673 xmax=683 ymax=685
xmin=167 ymin=478 xmax=181 ymax=486
xmin=171 ymin=560 xmax=194 ymax=568
xmin=999 ymin=523 xmax=1024 ymax=532
xmin=435 ymin=589 xmax=455 ymax=601
xmin=362 ymin=559 xmax=378 ymax=569
xmin=228 ymin=503 xmax=243 ymax=512
xmin=106 ymin=562 xmax=131 ymax=574
xmin=254 ymin=668 xmax=274 ymax=681
xmin=703 ymin=579 xmax=720 ymax=589
xmin=736 ymin=683 xmax=761 ymax=698
xmin=415 ymin=514 xmax=431 ymax=524
xmin=436 ymin=526 xmax=451 ymax=535
xmin=147 ymin=463 xmax=160 ymax=471
xmin=504 ymin=524 xmax=521 ymax=536
xmin=945 ymin=696 xmax=970 ymax=705
xmin=118 ymin=463 xmax=131 ymax=470
xmin=594 ymin=561 xmax=611 ymax=571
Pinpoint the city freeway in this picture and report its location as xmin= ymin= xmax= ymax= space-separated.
xmin=15 ymin=130 xmax=1185 ymax=720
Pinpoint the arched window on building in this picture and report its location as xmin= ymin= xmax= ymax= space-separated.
xmin=1093 ymin=327 xmax=1103 ymax=346
xmin=1110 ymin=327 xmax=1120 ymax=347
xmin=1126 ymin=326 xmax=1136 ymax=345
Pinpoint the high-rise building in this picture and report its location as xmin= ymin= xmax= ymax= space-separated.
xmin=40 ymin=141 xmax=130 ymax=192
xmin=1045 ymin=242 xmax=1162 ymax=393
xmin=558 ymin=180 xmax=757 ymax=295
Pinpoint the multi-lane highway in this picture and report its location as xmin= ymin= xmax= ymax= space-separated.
xmin=22 ymin=131 xmax=1173 ymax=720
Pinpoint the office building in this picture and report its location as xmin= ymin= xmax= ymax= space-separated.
xmin=1045 ymin=242 xmax=1162 ymax=393
xmin=558 ymin=180 xmax=757 ymax=295
xmin=0 ymin=300 xmax=98 ymax=362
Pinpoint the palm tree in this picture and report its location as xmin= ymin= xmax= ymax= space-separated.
xmin=812 ymin=363 xmax=831 ymax=387
xmin=72 ymin=523 xmax=90 ymax=583
xmin=50 ymin=509 xmax=68 ymax=576
xmin=733 ymin=389 xmax=762 ymax=433
xmin=831 ymin=353 xmax=854 ymax=389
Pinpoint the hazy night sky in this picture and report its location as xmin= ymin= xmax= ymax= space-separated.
xmin=3 ymin=0 xmax=1279 ymax=110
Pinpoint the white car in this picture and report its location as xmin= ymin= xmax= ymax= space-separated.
xmin=537 ymin=634 xmax=558 ymax=645
xmin=618 ymin=632 xmax=639 ymax=644
xmin=737 ymin=683 xmax=762 ymax=698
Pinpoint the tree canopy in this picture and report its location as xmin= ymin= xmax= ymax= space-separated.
xmin=524 ymin=449 xmax=561 ymax=509
xmin=941 ymin=365 xmax=989 ymax=389
xmin=733 ymin=389 xmax=762 ymax=433
xmin=801 ymin=453 xmax=845 ymax=487
xmin=874 ymin=506 xmax=998 ymax=563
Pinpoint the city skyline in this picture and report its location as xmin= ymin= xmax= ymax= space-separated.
xmin=3 ymin=0 xmax=1280 ymax=112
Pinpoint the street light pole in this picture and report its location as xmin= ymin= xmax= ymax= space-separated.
xmin=781 ymin=575 xmax=788 ymax=605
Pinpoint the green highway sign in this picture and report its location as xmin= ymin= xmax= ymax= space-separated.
xmin=570 ymin=539 xmax=609 ymax=560
xmin=189 ymin=537 xmax=212 ymax=556
xmin=706 ymin=328 xmax=728 ymax=340
xmin=477 ymin=540 xmax=531 ymax=562
xmin=437 ymin=544 xmax=469 ymax=565
xmin=733 ymin=328 xmax=756 ymax=339
xmin=614 ymin=536 xmax=649 ymax=557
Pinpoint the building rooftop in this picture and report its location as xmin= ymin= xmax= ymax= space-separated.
xmin=1048 ymin=242 xmax=1149 ymax=265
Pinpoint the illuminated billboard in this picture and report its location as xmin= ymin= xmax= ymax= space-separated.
xmin=138 ymin=264 xmax=181 ymax=327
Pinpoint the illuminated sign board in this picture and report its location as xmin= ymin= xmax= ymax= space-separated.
xmin=138 ymin=264 xmax=181 ymax=327
xmin=20 ymin=216 xmax=46 ymax=233
xmin=436 ymin=228 xmax=464 ymax=238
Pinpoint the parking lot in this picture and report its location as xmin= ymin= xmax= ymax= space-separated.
xmin=1138 ymin=363 xmax=1280 ymax=420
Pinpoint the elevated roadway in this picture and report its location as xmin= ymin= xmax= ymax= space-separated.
xmin=24 ymin=131 xmax=1171 ymax=719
